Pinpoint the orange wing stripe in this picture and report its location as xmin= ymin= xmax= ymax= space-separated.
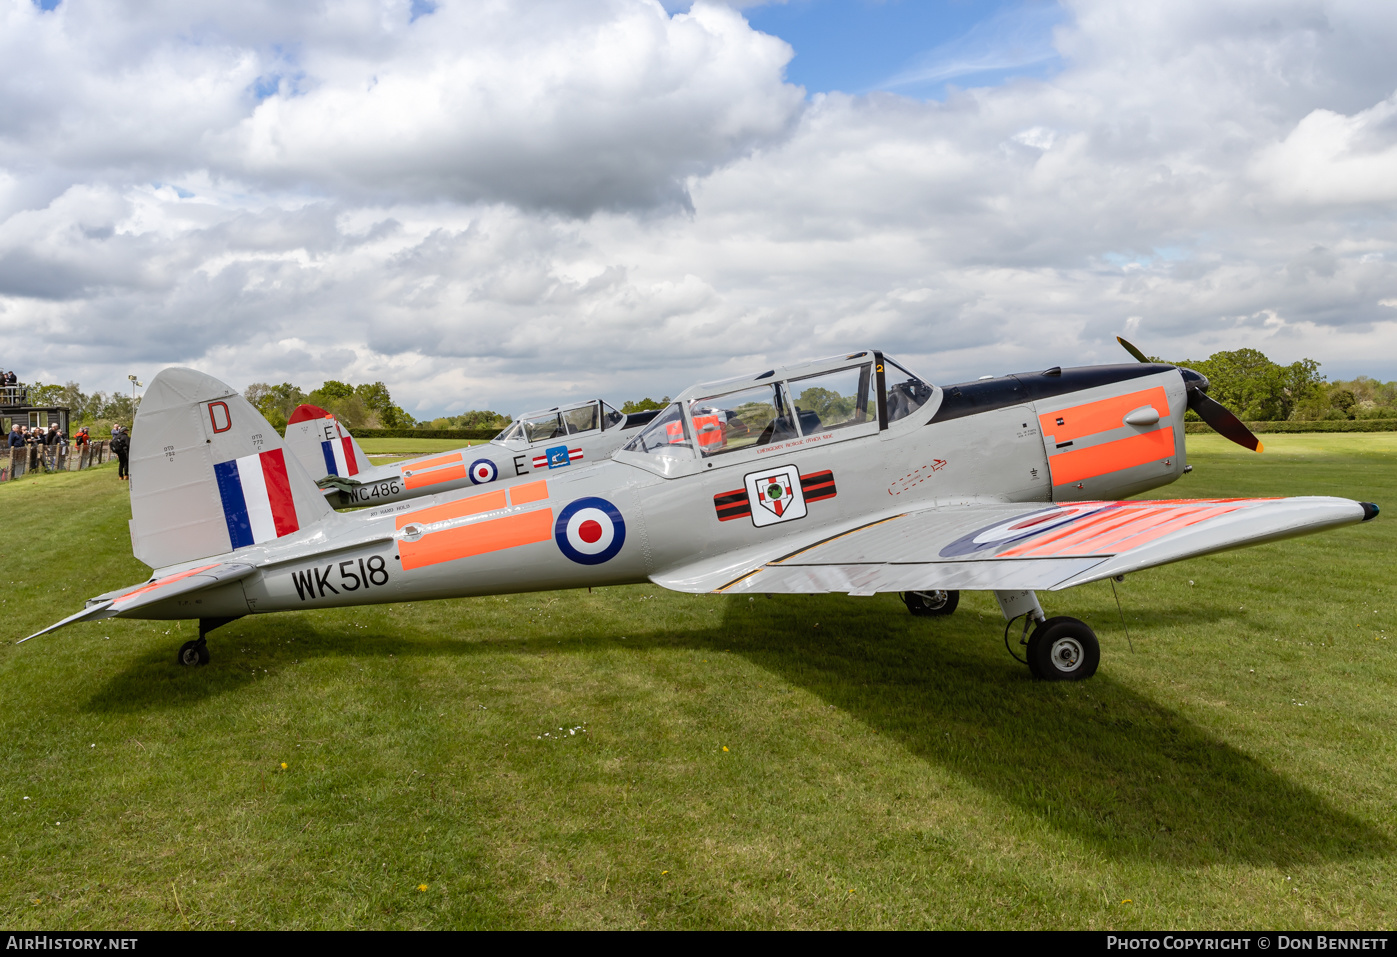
xmin=1049 ymin=428 xmax=1175 ymax=486
xmin=509 ymin=480 xmax=549 ymax=505
xmin=1039 ymin=386 xmax=1169 ymax=444
xmin=404 ymin=464 xmax=468 ymax=491
xmin=998 ymin=506 xmax=1169 ymax=558
xmin=1002 ymin=501 xmax=1254 ymax=558
xmin=398 ymin=510 xmax=553 ymax=571
xmin=112 ymin=563 xmax=221 ymax=606
xmin=1093 ymin=504 xmax=1246 ymax=555
xmin=402 ymin=452 xmax=464 ymax=473
xmin=397 ymin=489 xmax=507 ymax=529
xmin=1035 ymin=504 xmax=1214 ymax=557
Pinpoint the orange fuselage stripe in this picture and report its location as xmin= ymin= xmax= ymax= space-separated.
xmin=510 ymin=480 xmax=549 ymax=505
xmin=1039 ymin=386 xmax=1170 ymax=445
xmin=397 ymin=490 xmax=508 ymax=529
xmin=1049 ymin=428 xmax=1175 ymax=487
xmin=404 ymin=464 xmax=468 ymax=491
xmin=401 ymin=452 xmax=464 ymax=473
xmin=398 ymin=509 xmax=554 ymax=571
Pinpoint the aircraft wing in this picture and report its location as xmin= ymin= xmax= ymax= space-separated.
xmin=21 ymin=561 xmax=258 ymax=642
xmin=653 ymin=497 xmax=1375 ymax=596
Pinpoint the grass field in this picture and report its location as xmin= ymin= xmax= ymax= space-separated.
xmin=0 ymin=435 xmax=1393 ymax=929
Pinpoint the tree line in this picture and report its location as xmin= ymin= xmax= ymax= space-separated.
xmin=18 ymin=350 xmax=1395 ymax=437
xmin=1163 ymin=349 xmax=1397 ymax=421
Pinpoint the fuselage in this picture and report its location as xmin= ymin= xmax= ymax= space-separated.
xmin=323 ymin=405 xmax=658 ymax=508
xmin=132 ymin=357 xmax=1190 ymax=622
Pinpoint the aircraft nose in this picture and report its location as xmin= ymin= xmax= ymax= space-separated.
xmin=1179 ymin=366 xmax=1210 ymax=393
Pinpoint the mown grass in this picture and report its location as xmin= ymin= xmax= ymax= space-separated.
xmin=0 ymin=436 xmax=1392 ymax=929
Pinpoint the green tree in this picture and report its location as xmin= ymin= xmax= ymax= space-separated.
xmin=621 ymin=397 xmax=669 ymax=413
xmin=244 ymin=383 xmax=307 ymax=431
xmin=423 ymin=410 xmax=511 ymax=430
xmin=315 ymin=380 xmax=355 ymax=400
xmin=353 ymin=381 xmax=414 ymax=428
xmin=1176 ymin=349 xmax=1325 ymax=421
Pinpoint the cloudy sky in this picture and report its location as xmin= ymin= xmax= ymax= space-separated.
xmin=3 ymin=0 xmax=1396 ymax=419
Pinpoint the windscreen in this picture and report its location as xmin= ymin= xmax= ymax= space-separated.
xmin=883 ymin=357 xmax=934 ymax=422
xmin=621 ymin=403 xmax=692 ymax=455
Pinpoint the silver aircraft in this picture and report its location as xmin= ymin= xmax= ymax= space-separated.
xmin=284 ymin=399 xmax=661 ymax=508
xmin=27 ymin=344 xmax=1379 ymax=680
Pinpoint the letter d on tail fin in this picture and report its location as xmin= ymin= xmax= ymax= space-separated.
xmin=130 ymin=369 xmax=334 ymax=569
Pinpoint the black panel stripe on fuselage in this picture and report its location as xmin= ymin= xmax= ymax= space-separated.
xmin=927 ymin=364 xmax=1174 ymax=424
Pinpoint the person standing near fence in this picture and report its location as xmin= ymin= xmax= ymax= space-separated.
xmin=111 ymin=425 xmax=130 ymax=481
xmin=7 ymin=424 xmax=21 ymax=448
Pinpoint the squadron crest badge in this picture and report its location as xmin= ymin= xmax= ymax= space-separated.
xmin=743 ymin=464 xmax=807 ymax=527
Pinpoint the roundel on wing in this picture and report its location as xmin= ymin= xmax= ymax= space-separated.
xmin=555 ymin=497 xmax=626 ymax=565
xmin=469 ymin=458 xmax=498 ymax=485
xmin=938 ymin=502 xmax=1121 ymax=558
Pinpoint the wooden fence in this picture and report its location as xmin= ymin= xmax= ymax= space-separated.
xmin=0 ymin=441 xmax=110 ymax=482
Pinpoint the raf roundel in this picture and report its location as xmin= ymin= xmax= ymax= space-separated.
xmin=468 ymin=458 xmax=498 ymax=485
xmin=555 ymin=497 xmax=626 ymax=565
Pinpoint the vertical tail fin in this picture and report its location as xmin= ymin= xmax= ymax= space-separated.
xmin=130 ymin=369 xmax=335 ymax=569
xmin=284 ymin=404 xmax=371 ymax=482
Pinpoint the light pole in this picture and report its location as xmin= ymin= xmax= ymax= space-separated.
xmin=128 ymin=374 xmax=143 ymax=405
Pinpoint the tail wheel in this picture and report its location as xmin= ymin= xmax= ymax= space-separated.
xmin=902 ymin=590 xmax=960 ymax=617
xmin=1026 ymin=617 xmax=1099 ymax=681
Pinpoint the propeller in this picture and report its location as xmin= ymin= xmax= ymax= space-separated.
xmin=1115 ymin=336 xmax=1263 ymax=453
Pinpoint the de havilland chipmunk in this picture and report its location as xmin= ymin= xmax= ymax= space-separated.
xmin=24 ymin=340 xmax=1380 ymax=680
xmin=283 ymin=399 xmax=661 ymax=509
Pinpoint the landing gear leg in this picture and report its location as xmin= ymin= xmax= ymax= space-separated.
xmin=994 ymin=589 xmax=1101 ymax=680
xmin=995 ymin=590 xmax=1047 ymax=675
xmin=176 ymin=616 xmax=242 ymax=667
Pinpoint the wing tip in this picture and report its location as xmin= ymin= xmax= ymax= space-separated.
xmin=1361 ymin=502 xmax=1380 ymax=522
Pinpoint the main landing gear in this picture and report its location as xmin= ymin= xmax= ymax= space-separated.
xmin=995 ymin=590 xmax=1099 ymax=681
xmin=901 ymin=589 xmax=960 ymax=616
xmin=901 ymin=587 xmax=1100 ymax=680
xmin=176 ymin=616 xmax=242 ymax=667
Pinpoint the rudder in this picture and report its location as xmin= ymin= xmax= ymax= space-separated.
xmin=284 ymin=404 xmax=370 ymax=482
xmin=130 ymin=369 xmax=335 ymax=569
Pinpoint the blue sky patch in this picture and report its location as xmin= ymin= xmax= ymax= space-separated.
xmin=736 ymin=0 xmax=1066 ymax=99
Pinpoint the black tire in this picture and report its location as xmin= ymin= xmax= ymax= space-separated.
xmin=178 ymin=640 xmax=209 ymax=667
xmin=1026 ymin=616 xmax=1099 ymax=681
xmin=902 ymin=589 xmax=960 ymax=617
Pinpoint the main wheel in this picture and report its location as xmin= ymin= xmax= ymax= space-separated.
xmin=902 ymin=590 xmax=960 ymax=617
xmin=177 ymin=640 xmax=210 ymax=667
xmin=1026 ymin=617 xmax=1099 ymax=681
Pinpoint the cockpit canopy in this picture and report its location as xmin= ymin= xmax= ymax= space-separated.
xmin=621 ymin=351 xmax=934 ymax=462
xmin=495 ymin=399 xmax=624 ymax=446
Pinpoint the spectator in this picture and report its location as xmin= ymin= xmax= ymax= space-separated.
xmin=74 ymin=427 xmax=90 ymax=449
xmin=6 ymin=424 xmax=21 ymax=448
xmin=111 ymin=425 xmax=131 ymax=481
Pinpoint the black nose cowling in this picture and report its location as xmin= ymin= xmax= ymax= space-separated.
xmin=1179 ymin=366 xmax=1210 ymax=394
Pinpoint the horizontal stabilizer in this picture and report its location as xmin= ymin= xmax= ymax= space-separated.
xmin=20 ymin=562 xmax=258 ymax=643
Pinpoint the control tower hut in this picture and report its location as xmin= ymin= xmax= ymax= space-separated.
xmin=0 ymin=383 xmax=71 ymax=434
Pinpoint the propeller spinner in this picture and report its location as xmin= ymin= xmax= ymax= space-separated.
xmin=1115 ymin=336 xmax=1263 ymax=453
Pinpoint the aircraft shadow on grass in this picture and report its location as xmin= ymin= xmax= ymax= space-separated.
xmin=85 ymin=593 xmax=1384 ymax=869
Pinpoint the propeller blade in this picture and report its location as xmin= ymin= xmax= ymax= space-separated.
xmin=1116 ymin=336 xmax=1151 ymax=363
xmin=1188 ymin=391 xmax=1264 ymax=453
